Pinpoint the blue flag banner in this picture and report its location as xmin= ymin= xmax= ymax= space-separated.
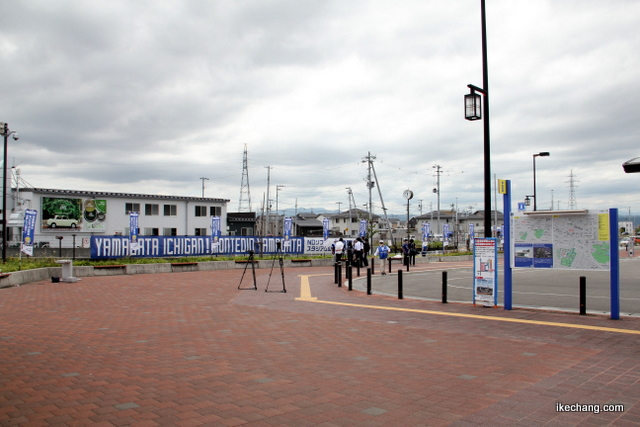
xmin=129 ymin=212 xmax=139 ymax=252
xmin=359 ymin=220 xmax=367 ymax=238
xmin=21 ymin=209 xmax=38 ymax=256
xmin=211 ymin=216 xmax=221 ymax=242
xmin=323 ymin=218 xmax=330 ymax=240
xmin=283 ymin=217 xmax=292 ymax=240
xmin=422 ymin=222 xmax=430 ymax=241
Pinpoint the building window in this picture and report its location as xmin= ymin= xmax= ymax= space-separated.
xmin=125 ymin=203 xmax=140 ymax=214
xmin=195 ymin=206 xmax=207 ymax=217
xmin=145 ymin=204 xmax=159 ymax=216
xmin=194 ymin=228 xmax=207 ymax=236
xmin=209 ymin=206 xmax=221 ymax=216
xmin=144 ymin=227 xmax=159 ymax=236
xmin=163 ymin=204 xmax=177 ymax=216
xmin=163 ymin=227 xmax=177 ymax=236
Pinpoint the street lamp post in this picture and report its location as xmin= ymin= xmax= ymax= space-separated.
xmin=532 ymin=152 xmax=550 ymax=211
xmin=464 ymin=0 xmax=491 ymax=238
xmin=1 ymin=122 xmax=19 ymax=263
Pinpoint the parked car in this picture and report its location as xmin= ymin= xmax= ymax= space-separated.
xmin=45 ymin=215 xmax=78 ymax=228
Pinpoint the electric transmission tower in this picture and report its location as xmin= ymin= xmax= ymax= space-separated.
xmin=238 ymin=144 xmax=252 ymax=212
xmin=567 ymin=170 xmax=578 ymax=210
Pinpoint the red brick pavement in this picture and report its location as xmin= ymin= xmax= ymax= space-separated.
xmin=1 ymin=266 xmax=640 ymax=426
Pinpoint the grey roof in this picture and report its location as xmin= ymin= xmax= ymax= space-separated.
xmin=15 ymin=187 xmax=229 ymax=203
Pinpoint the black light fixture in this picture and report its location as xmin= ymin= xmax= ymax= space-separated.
xmin=464 ymin=90 xmax=482 ymax=121
xmin=623 ymin=157 xmax=640 ymax=173
xmin=532 ymin=151 xmax=550 ymax=211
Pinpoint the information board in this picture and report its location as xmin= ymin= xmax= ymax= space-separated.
xmin=473 ymin=237 xmax=498 ymax=305
xmin=511 ymin=210 xmax=610 ymax=271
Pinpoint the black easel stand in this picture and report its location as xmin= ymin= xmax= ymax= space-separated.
xmin=265 ymin=243 xmax=286 ymax=293
xmin=238 ymin=250 xmax=258 ymax=290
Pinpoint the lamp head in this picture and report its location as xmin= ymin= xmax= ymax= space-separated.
xmin=536 ymin=151 xmax=550 ymax=157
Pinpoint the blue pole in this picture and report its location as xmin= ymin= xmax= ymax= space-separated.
xmin=609 ymin=208 xmax=620 ymax=320
xmin=503 ymin=180 xmax=512 ymax=310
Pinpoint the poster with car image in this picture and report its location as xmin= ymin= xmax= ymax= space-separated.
xmin=41 ymin=197 xmax=107 ymax=231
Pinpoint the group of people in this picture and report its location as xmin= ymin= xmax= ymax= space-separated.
xmin=331 ymin=237 xmax=370 ymax=268
xmin=333 ymin=237 xmax=412 ymax=275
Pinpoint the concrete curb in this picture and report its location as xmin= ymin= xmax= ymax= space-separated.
xmin=0 ymin=255 xmax=473 ymax=288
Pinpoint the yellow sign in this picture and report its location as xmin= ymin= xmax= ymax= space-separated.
xmin=498 ymin=179 xmax=507 ymax=194
xmin=597 ymin=213 xmax=609 ymax=241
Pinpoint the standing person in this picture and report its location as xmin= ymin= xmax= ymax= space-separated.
xmin=346 ymin=240 xmax=354 ymax=266
xmin=353 ymin=237 xmax=364 ymax=268
xmin=409 ymin=238 xmax=417 ymax=265
xmin=402 ymin=238 xmax=411 ymax=267
xmin=334 ymin=238 xmax=345 ymax=263
xmin=374 ymin=240 xmax=390 ymax=275
xmin=362 ymin=238 xmax=370 ymax=267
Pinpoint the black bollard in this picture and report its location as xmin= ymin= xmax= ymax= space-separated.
xmin=334 ymin=262 xmax=339 ymax=285
xmin=580 ymin=276 xmax=586 ymax=315
xmin=367 ymin=268 xmax=372 ymax=295
xmin=357 ymin=262 xmax=361 ymax=277
xmin=338 ymin=263 xmax=342 ymax=287
xmin=398 ymin=270 xmax=403 ymax=299
xmin=348 ymin=266 xmax=353 ymax=291
xmin=371 ymin=257 xmax=375 ymax=275
xmin=442 ymin=271 xmax=448 ymax=304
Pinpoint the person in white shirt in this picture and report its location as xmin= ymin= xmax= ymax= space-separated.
xmin=373 ymin=240 xmax=390 ymax=275
xmin=353 ymin=237 xmax=364 ymax=267
xmin=334 ymin=238 xmax=345 ymax=263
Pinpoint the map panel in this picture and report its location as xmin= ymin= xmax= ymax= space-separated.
xmin=511 ymin=211 xmax=610 ymax=271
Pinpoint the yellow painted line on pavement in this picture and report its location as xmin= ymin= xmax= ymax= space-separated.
xmin=296 ymin=274 xmax=640 ymax=336
xmin=295 ymin=273 xmax=331 ymax=301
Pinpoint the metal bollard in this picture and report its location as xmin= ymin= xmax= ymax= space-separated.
xmin=357 ymin=262 xmax=361 ymax=277
xmin=367 ymin=268 xmax=372 ymax=295
xmin=338 ymin=263 xmax=342 ymax=287
xmin=442 ymin=271 xmax=448 ymax=304
xmin=348 ymin=266 xmax=353 ymax=291
xmin=334 ymin=262 xmax=339 ymax=285
xmin=580 ymin=276 xmax=586 ymax=315
xmin=371 ymin=257 xmax=375 ymax=275
xmin=398 ymin=270 xmax=403 ymax=299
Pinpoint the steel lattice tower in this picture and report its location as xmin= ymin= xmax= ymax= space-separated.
xmin=238 ymin=144 xmax=252 ymax=212
xmin=567 ymin=170 xmax=578 ymax=210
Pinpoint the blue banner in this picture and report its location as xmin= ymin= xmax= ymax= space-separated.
xmin=359 ymin=220 xmax=367 ymax=238
xmin=422 ymin=222 xmax=430 ymax=241
xmin=323 ymin=218 xmax=330 ymax=240
xmin=211 ymin=216 xmax=221 ymax=244
xmin=22 ymin=209 xmax=38 ymax=256
xmin=129 ymin=212 xmax=139 ymax=252
xmin=90 ymin=236 xmax=304 ymax=259
xmin=283 ymin=217 xmax=292 ymax=240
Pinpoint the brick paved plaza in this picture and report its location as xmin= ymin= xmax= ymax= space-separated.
xmin=1 ymin=265 xmax=640 ymax=426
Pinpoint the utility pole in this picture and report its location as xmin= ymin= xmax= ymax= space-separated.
xmin=264 ymin=166 xmax=272 ymax=235
xmin=276 ymin=185 xmax=285 ymax=236
xmin=433 ymin=165 xmax=442 ymax=235
xmin=200 ymin=177 xmax=209 ymax=198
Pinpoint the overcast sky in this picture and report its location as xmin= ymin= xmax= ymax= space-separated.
xmin=1 ymin=0 xmax=639 ymax=217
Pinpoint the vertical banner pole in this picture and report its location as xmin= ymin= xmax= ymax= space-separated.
xmin=503 ymin=180 xmax=512 ymax=310
xmin=609 ymin=208 xmax=620 ymax=320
